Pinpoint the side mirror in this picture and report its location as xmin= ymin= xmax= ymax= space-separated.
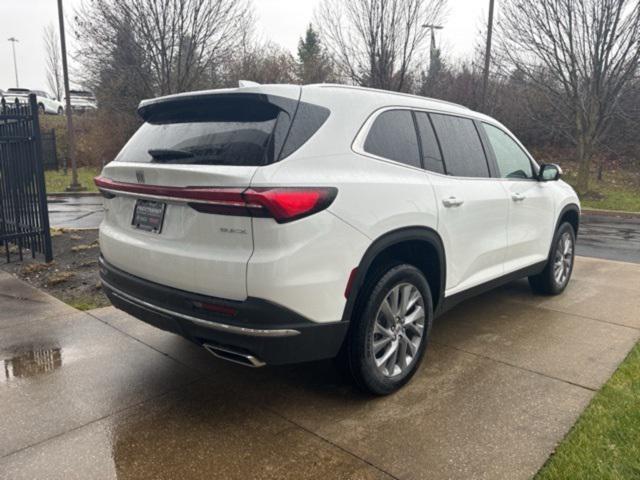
xmin=538 ymin=163 xmax=562 ymax=182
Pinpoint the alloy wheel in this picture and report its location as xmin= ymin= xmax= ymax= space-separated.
xmin=553 ymin=231 xmax=573 ymax=286
xmin=371 ymin=283 xmax=425 ymax=377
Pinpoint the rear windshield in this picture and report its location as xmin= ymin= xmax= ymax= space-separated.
xmin=116 ymin=98 xmax=287 ymax=166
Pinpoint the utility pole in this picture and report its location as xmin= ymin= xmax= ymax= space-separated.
xmin=480 ymin=0 xmax=495 ymax=111
xmin=7 ymin=37 xmax=20 ymax=87
xmin=57 ymin=0 xmax=84 ymax=191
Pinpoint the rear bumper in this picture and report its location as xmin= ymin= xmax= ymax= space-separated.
xmin=99 ymin=257 xmax=349 ymax=365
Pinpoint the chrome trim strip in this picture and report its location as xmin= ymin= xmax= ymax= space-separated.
xmin=101 ymin=279 xmax=301 ymax=337
xmin=203 ymin=344 xmax=266 ymax=368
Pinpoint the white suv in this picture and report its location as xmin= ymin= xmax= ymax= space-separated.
xmin=96 ymin=84 xmax=580 ymax=394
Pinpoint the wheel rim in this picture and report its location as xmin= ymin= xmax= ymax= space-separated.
xmin=371 ymin=283 xmax=425 ymax=378
xmin=553 ymin=232 xmax=573 ymax=286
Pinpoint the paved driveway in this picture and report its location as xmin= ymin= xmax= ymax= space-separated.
xmin=1 ymin=256 xmax=638 ymax=479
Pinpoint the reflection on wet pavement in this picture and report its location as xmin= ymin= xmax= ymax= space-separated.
xmin=3 ymin=346 xmax=62 ymax=383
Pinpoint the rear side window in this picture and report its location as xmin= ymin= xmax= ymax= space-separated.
xmin=363 ymin=110 xmax=421 ymax=168
xmin=430 ymin=113 xmax=490 ymax=178
xmin=414 ymin=112 xmax=445 ymax=174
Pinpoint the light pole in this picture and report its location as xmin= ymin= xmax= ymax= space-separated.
xmin=480 ymin=0 xmax=496 ymax=110
xmin=57 ymin=0 xmax=84 ymax=191
xmin=422 ymin=24 xmax=443 ymax=70
xmin=7 ymin=37 xmax=20 ymax=87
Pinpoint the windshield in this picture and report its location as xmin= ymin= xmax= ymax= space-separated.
xmin=116 ymin=97 xmax=289 ymax=166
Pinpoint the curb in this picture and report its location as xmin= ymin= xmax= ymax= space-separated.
xmin=47 ymin=192 xmax=100 ymax=198
xmin=581 ymin=208 xmax=640 ymax=219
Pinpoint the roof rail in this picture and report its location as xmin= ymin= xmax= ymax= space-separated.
xmin=311 ymin=83 xmax=470 ymax=110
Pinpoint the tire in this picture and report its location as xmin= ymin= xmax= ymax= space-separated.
xmin=346 ymin=263 xmax=433 ymax=395
xmin=529 ymin=222 xmax=576 ymax=295
xmin=57 ymin=107 xmax=63 ymax=115
xmin=38 ymin=104 xmax=45 ymax=114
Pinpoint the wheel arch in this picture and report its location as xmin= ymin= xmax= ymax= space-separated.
xmin=341 ymin=227 xmax=446 ymax=323
xmin=556 ymin=203 xmax=580 ymax=237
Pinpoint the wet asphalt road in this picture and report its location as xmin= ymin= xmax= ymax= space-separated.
xmin=577 ymin=213 xmax=640 ymax=264
xmin=48 ymin=195 xmax=640 ymax=264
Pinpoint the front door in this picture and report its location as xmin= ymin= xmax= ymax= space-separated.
xmin=481 ymin=123 xmax=555 ymax=273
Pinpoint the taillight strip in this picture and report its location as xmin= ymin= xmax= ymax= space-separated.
xmin=94 ymin=176 xmax=337 ymax=223
xmin=94 ymin=176 xmax=246 ymax=205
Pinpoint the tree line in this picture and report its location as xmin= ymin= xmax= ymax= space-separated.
xmin=53 ymin=0 xmax=640 ymax=193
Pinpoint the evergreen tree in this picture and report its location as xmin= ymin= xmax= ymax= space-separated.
xmin=297 ymin=24 xmax=334 ymax=84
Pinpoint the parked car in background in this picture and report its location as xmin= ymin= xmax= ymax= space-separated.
xmin=2 ymin=88 xmax=64 ymax=114
xmin=95 ymin=83 xmax=580 ymax=395
xmin=66 ymin=90 xmax=98 ymax=113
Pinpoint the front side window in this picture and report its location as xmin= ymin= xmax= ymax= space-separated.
xmin=483 ymin=123 xmax=534 ymax=179
xmin=429 ymin=113 xmax=490 ymax=178
xmin=363 ymin=110 xmax=421 ymax=168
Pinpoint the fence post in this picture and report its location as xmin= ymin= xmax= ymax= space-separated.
xmin=29 ymin=94 xmax=53 ymax=262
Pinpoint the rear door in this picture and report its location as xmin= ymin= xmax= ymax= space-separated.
xmin=480 ymin=122 xmax=555 ymax=272
xmin=98 ymin=89 xmax=300 ymax=300
xmin=418 ymin=112 xmax=509 ymax=295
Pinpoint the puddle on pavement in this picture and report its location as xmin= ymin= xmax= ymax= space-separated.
xmin=2 ymin=346 xmax=62 ymax=383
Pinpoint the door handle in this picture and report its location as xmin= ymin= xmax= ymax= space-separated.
xmin=442 ymin=196 xmax=464 ymax=208
xmin=511 ymin=192 xmax=526 ymax=202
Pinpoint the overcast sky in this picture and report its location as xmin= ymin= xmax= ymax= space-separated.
xmin=0 ymin=0 xmax=491 ymax=92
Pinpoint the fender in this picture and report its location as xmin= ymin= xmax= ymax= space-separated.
xmin=341 ymin=226 xmax=446 ymax=323
xmin=555 ymin=203 xmax=580 ymax=237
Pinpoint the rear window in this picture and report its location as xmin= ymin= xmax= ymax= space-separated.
xmin=117 ymin=98 xmax=287 ymax=166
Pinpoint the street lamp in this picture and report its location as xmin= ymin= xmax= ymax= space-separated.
xmin=422 ymin=24 xmax=443 ymax=71
xmin=7 ymin=37 xmax=20 ymax=87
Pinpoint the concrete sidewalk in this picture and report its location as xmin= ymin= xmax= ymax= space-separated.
xmin=1 ymin=256 xmax=639 ymax=479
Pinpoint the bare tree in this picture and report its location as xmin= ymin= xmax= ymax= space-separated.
xmin=500 ymin=0 xmax=640 ymax=193
xmin=315 ymin=0 xmax=446 ymax=92
xmin=43 ymin=24 xmax=63 ymax=100
xmin=75 ymin=0 xmax=254 ymax=97
xmin=222 ymin=37 xmax=298 ymax=86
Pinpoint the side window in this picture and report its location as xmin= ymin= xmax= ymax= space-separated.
xmin=414 ymin=112 xmax=445 ymax=174
xmin=429 ymin=113 xmax=490 ymax=178
xmin=483 ymin=123 xmax=534 ymax=179
xmin=363 ymin=110 xmax=421 ymax=168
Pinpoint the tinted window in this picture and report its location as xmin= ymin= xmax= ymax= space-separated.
xmin=117 ymin=98 xmax=287 ymax=166
xmin=363 ymin=110 xmax=421 ymax=168
xmin=483 ymin=123 xmax=533 ymax=179
xmin=430 ymin=114 xmax=489 ymax=178
xmin=414 ymin=112 xmax=445 ymax=174
xmin=279 ymin=102 xmax=330 ymax=159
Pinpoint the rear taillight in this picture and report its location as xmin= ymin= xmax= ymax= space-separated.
xmin=94 ymin=177 xmax=337 ymax=223
xmin=243 ymin=188 xmax=337 ymax=223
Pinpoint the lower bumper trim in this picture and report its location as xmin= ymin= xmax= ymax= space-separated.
xmin=102 ymin=279 xmax=301 ymax=338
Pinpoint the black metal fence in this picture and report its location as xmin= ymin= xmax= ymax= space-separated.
xmin=0 ymin=94 xmax=53 ymax=263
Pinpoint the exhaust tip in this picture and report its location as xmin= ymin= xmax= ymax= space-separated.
xmin=203 ymin=344 xmax=266 ymax=368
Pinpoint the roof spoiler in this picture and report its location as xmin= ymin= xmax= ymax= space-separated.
xmin=238 ymin=80 xmax=260 ymax=88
